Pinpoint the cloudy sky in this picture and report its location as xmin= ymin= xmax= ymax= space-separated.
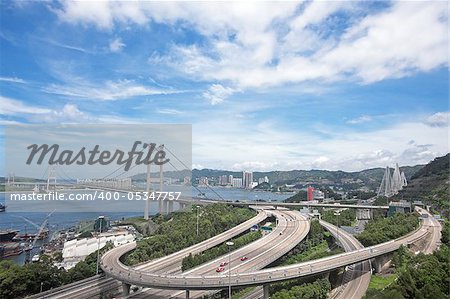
xmin=0 ymin=1 xmax=448 ymax=172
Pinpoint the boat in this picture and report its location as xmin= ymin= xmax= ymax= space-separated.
xmin=0 ymin=230 xmax=24 ymax=257
xmin=0 ymin=203 xmax=5 ymax=212
xmin=0 ymin=230 xmax=19 ymax=243
xmin=0 ymin=243 xmax=23 ymax=258
xmin=31 ymin=254 xmax=40 ymax=262
xmin=13 ymin=228 xmax=49 ymax=241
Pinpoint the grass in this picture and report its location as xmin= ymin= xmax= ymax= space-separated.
xmin=231 ymin=286 xmax=256 ymax=299
xmin=368 ymin=274 xmax=397 ymax=290
xmin=283 ymin=241 xmax=344 ymax=265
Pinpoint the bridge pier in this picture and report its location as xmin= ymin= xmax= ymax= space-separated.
xmin=263 ymin=284 xmax=270 ymax=299
xmin=122 ymin=282 xmax=131 ymax=296
xmin=185 ymin=289 xmax=190 ymax=299
xmin=158 ymin=199 xmax=163 ymax=215
xmin=168 ymin=200 xmax=174 ymax=213
xmin=372 ymin=253 xmax=392 ymax=273
xmin=356 ymin=208 xmax=372 ymax=220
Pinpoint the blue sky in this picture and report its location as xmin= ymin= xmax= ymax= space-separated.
xmin=0 ymin=1 xmax=448 ymax=172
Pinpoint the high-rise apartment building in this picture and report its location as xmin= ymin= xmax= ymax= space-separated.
xmin=243 ymin=171 xmax=253 ymax=189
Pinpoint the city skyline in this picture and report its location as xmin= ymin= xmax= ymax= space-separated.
xmin=0 ymin=1 xmax=448 ymax=173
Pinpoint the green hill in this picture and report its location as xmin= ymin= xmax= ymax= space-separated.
xmin=396 ymin=154 xmax=449 ymax=218
xmin=131 ymin=165 xmax=423 ymax=192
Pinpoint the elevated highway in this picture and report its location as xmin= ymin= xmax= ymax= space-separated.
xmin=240 ymin=219 xmax=371 ymax=299
xmin=69 ymin=185 xmax=390 ymax=210
xmin=129 ymin=210 xmax=310 ymax=298
xmin=28 ymin=210 xmax=268 ymax=299
xmin=177 ymin=197 xmax=389 ymax=210
xmin=321 ymin=221 xmax=371 ymax=299
xmin=101 ymin=211 xmax=431 ymax=291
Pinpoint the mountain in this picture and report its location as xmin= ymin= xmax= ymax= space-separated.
xmin=131 ymin=164 xmax=424 ymax=192
xmin=396 ymin=154 xmax=449 ymax=218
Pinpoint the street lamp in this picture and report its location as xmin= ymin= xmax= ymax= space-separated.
xmin=226 ymin=241 xmax=234 ymax=299
xmin=196 ymin=205 xmax=201 ymax=237
xmin=96 ymin=215 xmax=105 ymax=275
xmin=334 ymin=212 xmax=340 ymax=246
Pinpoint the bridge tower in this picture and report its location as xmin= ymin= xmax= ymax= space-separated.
xmin=144 ymin=159 xmax=152 ymax=220
xmin=158 ymin=144 xmax=164 ymax=215
xmin=377 ymin=163 xmax=407 ymax=198
xmin=46 ymin=166 xmax=56 ymax=192
xmin=144 ymin=144 xmax=166 ymax=219
xmin=7 ymin=173 xmax=15 ymax=186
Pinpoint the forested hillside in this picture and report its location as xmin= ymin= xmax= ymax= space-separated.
xmin=396 ymin=154 xmax=449 ymax=218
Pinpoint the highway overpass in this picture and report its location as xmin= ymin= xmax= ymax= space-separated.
xmin=27 ymin=210 xmax=269 ymax=299
xmin=321 ymin=221 xmax=371 ymax=299
xmin=238 ymin=219 xmax=371 ymax=299
xmin=129 ymin=209 xmax=310 ymax=298
xmin=100 ymin=210 xmax=432 ymax=292
xmin=177 ymin=197 xmax=389 ymax=210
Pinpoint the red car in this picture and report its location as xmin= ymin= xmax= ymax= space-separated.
xmin=220 ymin=261 xmax=228 ymax=267
xmin=216 ymin=266 xmax=225 ymax=273
xmin=240 ymin=256 xmax=248 ymax=261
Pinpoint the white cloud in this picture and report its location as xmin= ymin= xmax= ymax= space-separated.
xmin=58 ymin=1 xmax=448 ymax=89
xmin=156 ymin=108 xmax=183 ymax=115
xmin=0 ymin=96 xmax=93 ymax=123
xmin=109 ymin=37 xmax=125 ymax=53
xmin=424 ymin=111 xmax=449 ymax=127
xmin=38 ymin=103 xmax=91 ymax=123
xmin=202 ymin=84 xmax=237 ymax=105
xmin=0 ymin=96 xmax=50 ymax=115
xmin=43 ymin=79 xmax=179 ymax=101
xmin=191 ymin=109 xmax=448 ymax=171
xmin=319 ymin=1 xmax=448 ymax=83
xmin=0 ymin=77 xmax=26 ymax=84
xmin=346 ymin=115 xmax=372 ymax=125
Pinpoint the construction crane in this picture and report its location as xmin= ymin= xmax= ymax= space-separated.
xmin=23 ymin=210 xmax=55 ymax=264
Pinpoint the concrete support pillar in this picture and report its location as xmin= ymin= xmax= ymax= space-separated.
xmin=158 ymin=198 xmax=163 ymax=215
xmin=168 ymin=200 xmax=174 ymax=213
xmin=373 ymin=257 xmax=382 ymax=273
xmin=263 ymin=284 xmax=270 ymax=299
xmin=122 ymin=282 xmax=131 ymax=296
xmin=372 ymin=254 xmax=392 ymax=273
xmin=185 ymin=290 xmax=190 ymax=299
xmin=144 ymin=161 xmax=151 ymax=220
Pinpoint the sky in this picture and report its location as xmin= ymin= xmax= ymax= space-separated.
xmin=0 ymin=1 xmax=448 ymax=173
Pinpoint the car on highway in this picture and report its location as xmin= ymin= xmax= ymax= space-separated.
xmin=216 ymin=266 xmax=225 ymax=272
xmin=220 ymin=261 xmax=228 ymax=267
xmin=240 ymin=256 xmax=248 ymax=261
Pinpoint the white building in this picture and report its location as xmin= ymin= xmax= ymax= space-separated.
xmin=219 ymin=175 xmax=228 ymax=186
xmin=313 ymin=189 xmax=325 ymax=200
xmin=243 ymin=171 xmax=253 ymax=189
xmin=258 ymin=176 xmax=269 ymax=184
xmin=232 ymin=178 xmax=243 ymax=188
xmin=61 ymin=232 xmax=134 ymax=269
xmin=199 ymin=177 xmax=209 ymax=186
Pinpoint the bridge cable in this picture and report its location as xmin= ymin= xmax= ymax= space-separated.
xmin=164 ymin=146 xmax=225 ymax=201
